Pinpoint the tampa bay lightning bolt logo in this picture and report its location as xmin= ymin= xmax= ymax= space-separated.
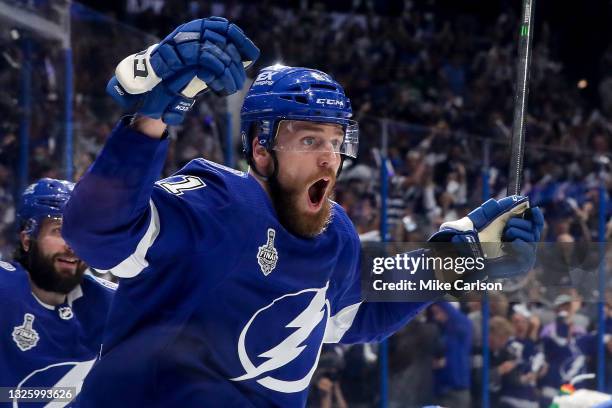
xmin=0 ymin=260 xmax=16 ymax=271
xmin=560 ymin=354 xmax=586 ymax=382
xmin=231 ymin=284 xmax=330 ymax=393
xmin=13 ymin=359 xmax=96 ymax=407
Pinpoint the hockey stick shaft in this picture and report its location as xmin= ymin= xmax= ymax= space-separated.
xmin=507 ymin=0 xmax=535 ymax=196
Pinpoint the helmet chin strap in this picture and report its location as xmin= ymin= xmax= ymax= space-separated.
xmin=247 ymin=122 xmax=281 ymax=181
xmin=336 ymin=156 xmax=346 ymax=178
xmin=247 ymin=159 xmax=269 ymax=181
xmin=247 ymin=148 xmax=279 ymax=182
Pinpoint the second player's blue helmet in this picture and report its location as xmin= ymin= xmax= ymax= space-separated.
xmin=17 ymin=178 xmax=74 ymax=235
xmin=241 ymin=64 xmax=359 ymax=160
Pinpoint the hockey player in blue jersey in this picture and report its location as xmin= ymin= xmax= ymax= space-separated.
xmin=0 ymin=178 xmax=115 ymax=407
xmin=62 ymin=17 xmax=544 ymax=407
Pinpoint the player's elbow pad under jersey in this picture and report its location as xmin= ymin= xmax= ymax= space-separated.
xmin=63 ymin=117 xmax=169 ymax=271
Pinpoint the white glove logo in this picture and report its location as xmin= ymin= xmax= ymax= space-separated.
xmin=133 ymin=49 xmax=148 ymax=78
xmin=116 ymin=44 xmax=161 ymax=94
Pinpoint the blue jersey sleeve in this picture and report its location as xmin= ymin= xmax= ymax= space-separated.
xmin=324 ymin=209 xmax=437 ymax=344
xmin=63 ymin=117 xmax=168 ymax=273
xmin=63 ymin=118 xmax=230 ymax=279
xmin=434 ymin=301 xmax=472 ymax=338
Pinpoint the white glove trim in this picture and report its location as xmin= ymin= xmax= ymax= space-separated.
xmin=479 ymin=201 xmax=529 ymax=258
xmin=439 ymin=200 xmax=530 ymax=259
xmin=181 ymin=76 xmax=208 ymax=97
xmin=115 ymin=44 xmax=161 ymax=94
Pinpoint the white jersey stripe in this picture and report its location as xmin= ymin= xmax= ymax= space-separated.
xmin=109 ymin=200 xmax=160 ymax=278
xmin=323 ymin=302 xmax=361 ymax=343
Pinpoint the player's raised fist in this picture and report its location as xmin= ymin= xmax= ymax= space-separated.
xmin=106 ymin=17 xmax=259 ymax=125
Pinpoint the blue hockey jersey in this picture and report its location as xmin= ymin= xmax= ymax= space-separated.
xmin=0 ymin=261 xmax=115 ymax=408
xmin=63 ymin=118 xmax=431 ymax=407
xmin=491 ymin=338 xmax=540 ymax=405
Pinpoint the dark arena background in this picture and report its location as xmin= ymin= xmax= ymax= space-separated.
xmin=1 ymin=1 xmax=612 ymax=407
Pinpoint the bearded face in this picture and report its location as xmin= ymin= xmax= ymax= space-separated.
xmin=267 ymin=121 xmax=343 ymax=238
xmin=22 ymin=218 xmax=87 ymax=294
xmin=269 ymin=167 xmax=336 ymax=238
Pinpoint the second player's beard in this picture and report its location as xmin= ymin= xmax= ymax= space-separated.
xmin=26 ymin=242 xmax=86 ymax=294
xmin=269 ymin=172 xmax=335 ymax=238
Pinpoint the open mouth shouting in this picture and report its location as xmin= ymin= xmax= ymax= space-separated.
xmin=307 ymin=177 xmax=331 ymax=211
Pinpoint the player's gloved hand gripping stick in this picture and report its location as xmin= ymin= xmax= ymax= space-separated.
xmin=106 ymin=17 xmax=260 ymax=125
xmin=429 ymin=195 xmax=544 ymax=285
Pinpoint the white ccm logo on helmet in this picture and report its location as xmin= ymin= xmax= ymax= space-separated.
xmin=315 ymin=98 xmax=344 ymax=108
xmin=231 ymin=285 xmax=330 ymax=393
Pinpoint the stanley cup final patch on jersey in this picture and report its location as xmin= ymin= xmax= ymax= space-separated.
xmin=12 ymin=313 xmax=40 ymax=351
xmin=257 ymin=228 xmax=279 ymax=276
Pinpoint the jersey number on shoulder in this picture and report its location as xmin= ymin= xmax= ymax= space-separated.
xmin=157 ymin=176 xmax=206 ymax=195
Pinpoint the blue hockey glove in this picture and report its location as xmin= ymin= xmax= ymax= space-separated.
xmin=106 ymin=17 xmax=259 ymax=125
xmin=429 ymin=195 xmax=544 ymax=280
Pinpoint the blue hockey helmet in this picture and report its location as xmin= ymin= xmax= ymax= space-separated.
xmin=17 ymin=178 xmax=74 ymax=235
xmin=241 ymin=64 xmax=359 ymax=160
